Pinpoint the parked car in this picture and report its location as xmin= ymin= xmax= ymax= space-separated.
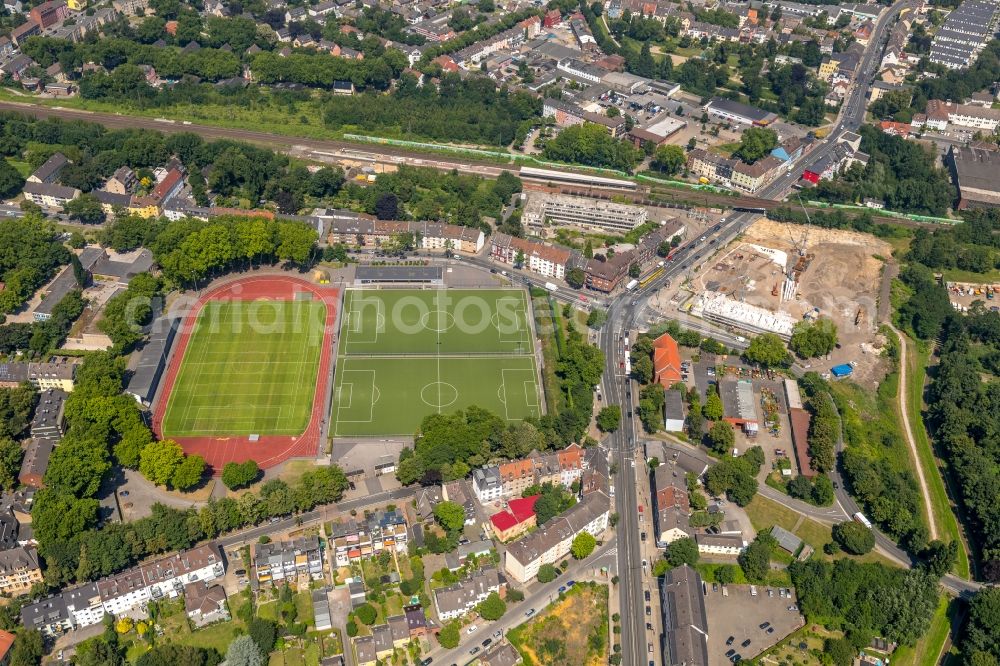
xmin=467 ymin=625 xmax=478 ymax=635
xmin=726 ymin=636 xmax=735 ymax=646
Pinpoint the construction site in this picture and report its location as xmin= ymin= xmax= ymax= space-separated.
xmin=674 ymin=218 xmax=894 ymax=383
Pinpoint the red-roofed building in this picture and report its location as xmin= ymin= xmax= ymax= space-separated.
xmin=543 ymin=8 xmax=561 ymax=27
xmin=789 ymin=407 xmax=814 ymax=477
xmin=431 ymin=55 xmax=459 ymax=73
xmin=152 ymin=168 xmax=184 ymax=204
xmin=489 ymin=495 xmax=539 ymax=542
xmin=879 ymin=120 xmax=911 ymax=137
xmin=0 ymin=629 xmax=13 ymax=664
xmin=653 ymin=333 xmax=683 ymax=388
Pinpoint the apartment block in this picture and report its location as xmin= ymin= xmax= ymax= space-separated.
xmin=522 ymin=193 xmax=648 ymax=234
xmin=504 ymin=491 xmax=610 ymax=583
xmin=22 ymin=544 xmax=224 ymax=636
xmin=472 ymin=444 xmax=586 ymax=502
xmin=433 ymin=567 xmax=502 ymax=621
xmin=0 ymin=547 xmax=43 ymax=597
xmin=489 ymin=233 xmax=572 ymax=280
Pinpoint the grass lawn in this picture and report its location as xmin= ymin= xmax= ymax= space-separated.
xmin=891 ymin=595 xmax=955 ymax=666
xmin=258 ymin=600 xmax=279 ymax=622
xmin=757 ymin=624 xmax=842 ymax=666
xmin=6 ymin=159 xmax=31 ymax=177
xmin=507 ymin=583 xmax=608 ymax=666
xmin=161 ymin=300 xmax=325 ymax=437
xmin=746 ymin=496 xmax=901 ymax=568
xmin=294 ymin=591 xmax=314 ymax=628
xmin=332 ymin=289 xmax=540 ymax=436
xmin=901 ymin=334 xmax=971 ymax=579
xmin=710 ymin=141 xmax=742 ymax=157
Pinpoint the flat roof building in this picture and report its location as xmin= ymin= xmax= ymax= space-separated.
xmin=354 ymin=265 xmax=444 ymax=285
xmin=949 ymin=145 xmax=1000 ymax=210
xmin=705 ymin=97 xmax=778 ymax=126
xmin=522 ymin=193 xmax=648 ymax=234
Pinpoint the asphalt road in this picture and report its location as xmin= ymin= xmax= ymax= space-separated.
xmin=214 ymin=486 xmax=416 ymax=550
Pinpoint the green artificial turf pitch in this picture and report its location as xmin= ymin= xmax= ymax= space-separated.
xmin=160 ymin=299 xmax=325 ymax=437
xmin=332 ymin=289 xmax=541 ymax=437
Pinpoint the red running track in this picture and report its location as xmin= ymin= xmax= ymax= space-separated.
xmin=152 ymin=275 xmax=339 ymax=474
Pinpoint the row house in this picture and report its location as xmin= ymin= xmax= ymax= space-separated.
xmin=18 ymin=388 xmax=65 ymax=488
xmin=504 ymin=491 xmax=610 ymax=583
xmin=22 ymin=182 xmax=79 ymax=209
xmin=801 ymin=142 xmax=869 ymax=184
xmin=442 ymin=479 xmax=478 ymax=525
xmin=22 ymin=544 xmax=224 ymax=636
xmin=687 ymin=149 xmax=782 ymax=194
xmin=489 ymin=233 xmax=572 ymax=280
xmin=0 ymin=361 xmax=75 ymax=392
xmin=432 ymin=567 xmax=502 ymax=621
xmin=328 ymin=510 xmax=408 ymax=567
xmin=253 ymin=537 xmax=324 ymax=585
xmin=472 ymin=444 xmax=586 ymax=502
xmin=454 ymin=24 xmax=527 ymax=68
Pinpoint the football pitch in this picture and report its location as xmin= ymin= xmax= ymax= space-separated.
xmin=332 ymin=288 xmax=541 ymax=437
xmin=160 ymin=299 xmax=326 ymax=437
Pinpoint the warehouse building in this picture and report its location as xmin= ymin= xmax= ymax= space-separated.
xmin=948 ymin=145 xmax=1000 ymax=210
xmin=125 ymin=315 xmax=180 ymax=407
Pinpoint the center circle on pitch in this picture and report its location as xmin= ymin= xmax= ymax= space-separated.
xmin=420 ymin=310 xmax=455 ymax=333
xmin=421 ymin=382 xmax=458 ymax=408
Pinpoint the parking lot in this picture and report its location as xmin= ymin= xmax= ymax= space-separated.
xmin=704 ymin=584 xmax=804 ymax=665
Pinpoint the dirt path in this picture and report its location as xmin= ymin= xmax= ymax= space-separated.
xmin=890 ymin=323 xmax=939 ymax=540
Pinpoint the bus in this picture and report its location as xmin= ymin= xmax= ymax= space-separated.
xmin=853 ymin=512 xmax=873 ymax=529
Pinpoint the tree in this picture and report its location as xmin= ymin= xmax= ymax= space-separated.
xmin=476 ymin=591 xmax=507 ymax=620
xmin=433 ymin=501 xmax=466 ymax=534
xmin=963 ymin=588 xmax=1000 ymax=662
xmin=665 ymin=537 xmax=699 ymax=567
xmin=715 ymin=564 xmax=737 ymax=584
xmin=919 ymin=540 xmax=957 ymax=578
xmin=65 ymin=194 xmax=106 ymax=224
xmin=221 ymin=460 xmax=260 ymax=490
xmin=702 ymin=391 xmax=724 ymax=421
xmin=825 ymin=638 xmax=856 ymax=666
xmin=738 ymin=535 xmax=774 ymax=582
xmin=0 ymin=159 xmax=25 ymax=199
xmin=566 ymin=267 xmax=586 ymax=289
xmin=587 ymin=309 xmax=608 ymax=328
xmin=139 ymin=439 xmax=185 ymax=487
xmin=226 ymin=636 xmax=264 ymax=666
xmin=355 ymin=603 xmax=377 ymax=625
xmin=171 ymin=455 xmax=206 ymax=491
xmin=247 ymin=618 xmax=278 ymax=655
xmin=652 ymin=144 xmax=686 ymax=175
xmin=743 ymin=333 xmax=791 ymax=367
xmin=706 ymin=421 xmax=735 ymax=455
xmin=537 ymin=563 xmax=557 ymax=583
xmin=8 ymin=630 xmax=43 ymax=666
xmin=832 ymin=520 xmax=875 ymax=555
xmin=0 ymin=438 xmax=23 ymax=491
xmin=597 ymin=406 xmax=622 ymax=432
xmin=812 ymin=475 xmax=834 ymax=506
xmin=789 ymin=318 xmax=838 ymax=358
xmin=438 ymin=621 xmax=461 ymax=649
xmin=629 ymin=263 xmax=641 ymax=279
xmin=733 ymin=127 xmax=779 ymax=164
xmin=571 ymin=531 xmax=597 ymax=559
xmin=375 ymin=192 xmax=399 ymax=220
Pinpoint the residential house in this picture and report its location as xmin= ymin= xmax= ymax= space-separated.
xmin=313 ymin=587 xmax=332 ymax=631
xmin=695 ymin=533 xmax=744 ymax=555
xmin=27 ymin=153 xmax=69 ymax=184
xmin=442 ymin=479 xmax=478 ymax=525
xmin=22 ymin=182 xmax=78 ymax=209
xmin=10 ymin=21 xmax=41 ymax=47
xmin=404 ymin=604 xmax=429 ymax=638
xmin=0 ymin=547 xmax=43 ymax=597
xmin=652 ymin=333 xmax=682 ymax=388
xmin=0 ymin=630 xmax=14 ymax=664
xmin=253 ymin=537 xmax=324 ymax=585
xmin=504 ymin=492 xmax=609 ymax=583
xmin=183 ymin=581 xmax=228 ymax=626
xmin=0 ymin=54 xmax=36 ymax=81
xmin=433 ymin=567 xmax=502 ymax=621
xmin=480 ymin=643 xmax=523 ymax=666
xmin=653 ymin=463 xmax=692 ymax=546
xmin=354 ymin=635 xmax=376 ymax=666
xmin=18 ymin=388 xmax=65 ymax=488
xmin=104 ymin=166 xmax=138 ymax=195
xmin=328 ymin=509 xmax=408 ymax=567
